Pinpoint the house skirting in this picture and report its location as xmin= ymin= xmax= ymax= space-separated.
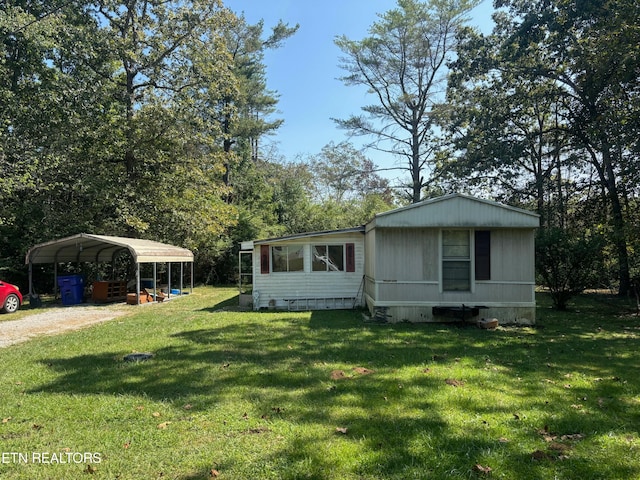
xmin=364 ymin=295 xmax=536 ymax=325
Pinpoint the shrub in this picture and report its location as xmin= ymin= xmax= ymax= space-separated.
xmin=536 ymin=228 xmax=605 ymax=310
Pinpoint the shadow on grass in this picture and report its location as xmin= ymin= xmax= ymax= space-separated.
xmin=28 ymin=294 xmax=640 ymax=479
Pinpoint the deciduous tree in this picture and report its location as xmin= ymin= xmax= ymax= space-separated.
xmin=335 ymin=0 xmax=479 ymax=203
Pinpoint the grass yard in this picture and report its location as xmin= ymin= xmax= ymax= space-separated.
xmin=0 ymin=288 xmax=639 ymax=479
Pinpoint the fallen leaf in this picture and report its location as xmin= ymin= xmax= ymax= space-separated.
xmin=445 ymin=378 xmax=464 ymax=387
xmin=152 ymin=412 xmax=161 ymax=418
xmin=157 ymin=422 xmax=171 ymax=429
xmin=123 ymin=441 xmax=131 ymax=449
xmin=135 ymin=405 xmax=144 ymax=411
xmin=473 ymin=464 xmax=492 ymax=474
xmin=85 ymin=464 xmax=97 ymax=474
xmin=561 ymin=433 xmax=585 ymax=441
xmin=513 ymin=413 xmax=520 ymax=420
xmin=335 ymin=427 xmax=348 ymax=434
xmin=331 ymin=370 xmax=346 ymax=380
xmin=549 ymin=442 xmax=571 ymax=452
xmin=2 ymin=417 xmax=11 ymax=423
xmin=354 ymin=367 xmax=374 ymax=375
xmin=183 ymin=404 xmax=193 ymax=410
xmin=32 ymin=424 xmax=43 ymax=430
xmin=498 ymin=437 xmax=509 ymax=443
xmin=210 ymin=469 xmax=220 ymax=477
xmin=423 ymin=368 xmax=431 ymax=373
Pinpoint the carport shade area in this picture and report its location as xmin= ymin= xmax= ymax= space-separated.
xmin=25 ymin=233 xmax=194 ymax=304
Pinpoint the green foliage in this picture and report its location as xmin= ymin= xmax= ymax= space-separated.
xmin=536 ymin=228 xmax=606 ymax=310
xmin=0 ymin=1 xmax=297 ymax=286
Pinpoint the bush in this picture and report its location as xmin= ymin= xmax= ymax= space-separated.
xmin=536 ymin=228 xmax=605 ymax=310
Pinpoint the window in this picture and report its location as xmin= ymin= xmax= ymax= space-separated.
xmin=271 ymin=245 xmax=304 ymax=272
xmin=312 ymin=245 xmax=344 ymax=272
xmin=442 ymin=230 xmax=470 ymax=291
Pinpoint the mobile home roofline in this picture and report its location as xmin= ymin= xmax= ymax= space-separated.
xmin=241 ymin=226 xmax=365 ymax=250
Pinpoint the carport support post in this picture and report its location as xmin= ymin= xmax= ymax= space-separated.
xmin=28 ymin=262 xmax=33 ymax=296
xmin=136 ymin=263 xmax=141 ymax=305
xmin=153 ymin=262 xmax=157 ymax=302
xmin=180 ymin=262 xmax=184 ymax=295
xmin=168 ymin=263 xmax=172 ymax=299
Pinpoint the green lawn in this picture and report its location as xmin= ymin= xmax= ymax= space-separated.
xmin=0 ymin=288 xmax=639 ymax=479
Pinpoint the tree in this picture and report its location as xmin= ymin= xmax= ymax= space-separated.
xmin=309 ymin=142 xmax=393 ymax=203
xmin=536 ymin=228 xmax=605 ymax=310
xmin=488 ymin=0 xmax=640 ymax=295
xmin=444 ymin=0 xmax=640 ymax=294
xmin=444 ymin=25 xmax=573 ymax=227
xmin=220 ymin=14 xmax=298 ymax=187
xmin=335 ymin=0 xmax=479 ymax=203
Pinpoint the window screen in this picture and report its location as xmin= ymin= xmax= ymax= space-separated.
xmin=272 ymin=245 xmax=304 ymax=272
xmin=442 ymin=230 xmax=470 ymax=291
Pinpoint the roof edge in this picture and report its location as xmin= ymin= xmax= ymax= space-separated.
xmin=372 ymin=193 xmax=540 ymax=221
xmin=252 ymin=226 xmax=365 ymax=245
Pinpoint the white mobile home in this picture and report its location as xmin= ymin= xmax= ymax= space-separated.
xmin=240 ymin=227 xmax=366 ymax=311
xmin=364 ymin=194 xmax=539 ymax=325
xmin=241 ymin=194 xmax=540 ymax=324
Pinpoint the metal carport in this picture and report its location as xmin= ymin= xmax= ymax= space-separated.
xmin=25 ymin=233 xmax=194 ymax=304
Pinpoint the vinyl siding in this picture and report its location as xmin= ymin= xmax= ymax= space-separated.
xmin=367 ymin=227 xmax=535 ymax=305
xmin=252 ymin=233 xmax=364 ymax=309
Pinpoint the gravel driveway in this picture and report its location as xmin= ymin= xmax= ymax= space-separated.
xmin=0 ymin=304 xmax=130 ymax=348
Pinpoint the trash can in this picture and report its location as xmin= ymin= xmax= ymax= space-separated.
xmin=57 ymin=275 xmax=85 ymax=306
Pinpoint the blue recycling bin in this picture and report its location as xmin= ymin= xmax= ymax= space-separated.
xmin=57 ymin=275 xmax=85 ymax=306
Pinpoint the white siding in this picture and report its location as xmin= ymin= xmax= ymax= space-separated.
xmin=253 ymin=233 xmax=364 ymax=310
xmin=370 ymin=194 xmax=540 ymax=229
xmin=490 ymin=229 xmax=535 ymax=282
xmin=365 ymin=226 xmax=537 ymax=318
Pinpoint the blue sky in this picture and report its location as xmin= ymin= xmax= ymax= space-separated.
xmin=223 ymin=0 xmax=496 ymax=179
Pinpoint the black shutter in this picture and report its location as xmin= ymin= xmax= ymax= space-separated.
xmin=475 ymin=231 xmax=491 ymax=280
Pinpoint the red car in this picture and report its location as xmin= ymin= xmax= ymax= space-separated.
xmin=0 ymin=280 xmax=23 ymax=314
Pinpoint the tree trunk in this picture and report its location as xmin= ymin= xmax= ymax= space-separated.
xmin=601 ymin=143 xmax=631 ymax=295
xmin=411 ymin=128 xmax=421 ymax=203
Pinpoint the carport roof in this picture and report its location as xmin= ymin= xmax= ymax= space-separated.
xmin=25 ymin=233 xmax=194 ymax=265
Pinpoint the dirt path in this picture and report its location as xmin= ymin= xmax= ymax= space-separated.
xmin=0 ymin=304 xmax=130 ymax=348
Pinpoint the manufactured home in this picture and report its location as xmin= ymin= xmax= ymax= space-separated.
xmin=240 ymin=194 xmax=540 ymax=324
